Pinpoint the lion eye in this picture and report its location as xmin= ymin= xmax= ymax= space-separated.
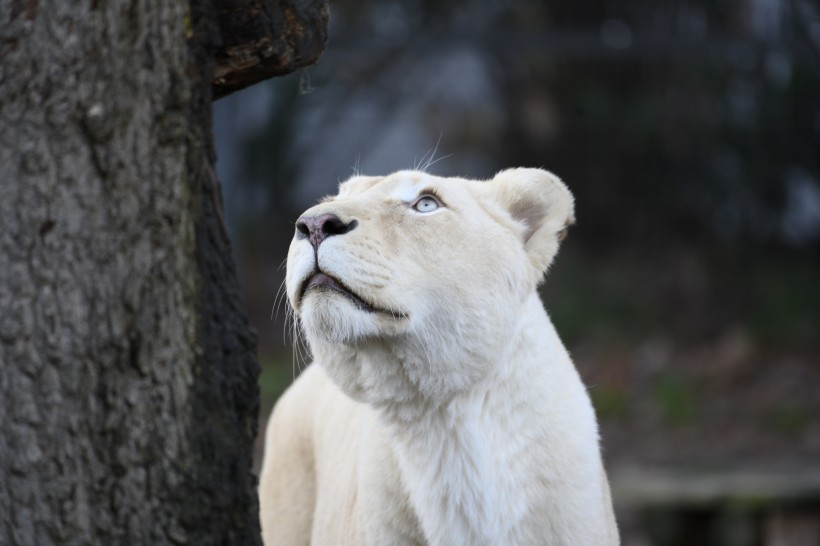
xmin=413 ymin=195 xmax=440 ymax=213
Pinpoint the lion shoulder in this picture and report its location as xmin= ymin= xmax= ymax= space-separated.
xmin=259 ymin=364 xmax=367 ymax=545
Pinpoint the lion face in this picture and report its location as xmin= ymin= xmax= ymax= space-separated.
xmin=286 ymin=168 xmax=574 ymax=406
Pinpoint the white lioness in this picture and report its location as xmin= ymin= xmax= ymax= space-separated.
xmin=259 ymin=168 xmax=619 ymax=545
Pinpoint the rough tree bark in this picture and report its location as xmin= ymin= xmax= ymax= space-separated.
xmin=0 ymin=0 xmax=326 ymax=544
xmin=212 ymin=0 xmax=329 ymax=99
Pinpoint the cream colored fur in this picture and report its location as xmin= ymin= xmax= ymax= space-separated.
xmin=259 ymin=168 xmax=619 ymax=545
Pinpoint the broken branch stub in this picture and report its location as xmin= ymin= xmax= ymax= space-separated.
xmin=212 ymin=0 xmax=329 ymax=100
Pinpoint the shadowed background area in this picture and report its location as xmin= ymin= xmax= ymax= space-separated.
xmin=213 ymin=1 xmax=820 ymax=544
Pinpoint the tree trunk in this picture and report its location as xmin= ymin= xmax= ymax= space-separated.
xmin=0 ymin=0 xmax=325 ymax=543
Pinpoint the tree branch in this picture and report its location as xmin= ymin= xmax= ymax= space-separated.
xmin=211 ymin=0 xmax=329 ymax=100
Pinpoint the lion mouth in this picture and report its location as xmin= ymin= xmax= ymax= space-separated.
xmin=301 ymin=272 xmax=370 ymax=310
xmin=299 ymin=271 xmax=405 ymax=318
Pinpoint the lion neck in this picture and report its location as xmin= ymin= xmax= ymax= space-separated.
xmin=318 ymin=293 xmax=557 ymax=546
xmin=383 ymin=383 xmax=533 ymax=546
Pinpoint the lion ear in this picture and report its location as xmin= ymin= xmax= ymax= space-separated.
xmin=489 ymin=168 xmax=575 ymax=276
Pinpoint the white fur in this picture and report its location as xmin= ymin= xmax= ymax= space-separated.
xmin=260 ymin=169 xmax=619 ymax=545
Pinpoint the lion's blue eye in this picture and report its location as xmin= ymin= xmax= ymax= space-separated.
xmin=413 ymin=196 xmax=440 ymax=213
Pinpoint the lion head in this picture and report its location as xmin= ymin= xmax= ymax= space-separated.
xmin=286 ymin=168 xmax=574 ymax=410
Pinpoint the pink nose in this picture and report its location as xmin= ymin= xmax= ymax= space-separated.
xmin=295 ymin=214 xmax=358 ymax=249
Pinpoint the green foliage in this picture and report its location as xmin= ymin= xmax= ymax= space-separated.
xmin=590 ymin=386 xmax=629 ymax=421
xmin=725 ymin=495 xmax=775 ymax=512
xmin=259 ymin=352 xmax=298 ymax=412
xmin=544 ymin=253 xmax=662 ymax=346
xmin=766 ymin=405 xmax=809 ymax=436
xmin=745 ymin=261 xmax=820 ymax=346
xmin=654 ymin=374 xmax=696 ymax=427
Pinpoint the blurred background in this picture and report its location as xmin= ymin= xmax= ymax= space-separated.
xmin=213 ymin=0 xmax=820 ymax=543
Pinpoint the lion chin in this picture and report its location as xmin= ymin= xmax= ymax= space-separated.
xmin=260 ymin=168 xmax=620 ymax=546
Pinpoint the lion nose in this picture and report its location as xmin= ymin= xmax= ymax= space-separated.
xmin=295 ymin=213 xmax=358 ymax=249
